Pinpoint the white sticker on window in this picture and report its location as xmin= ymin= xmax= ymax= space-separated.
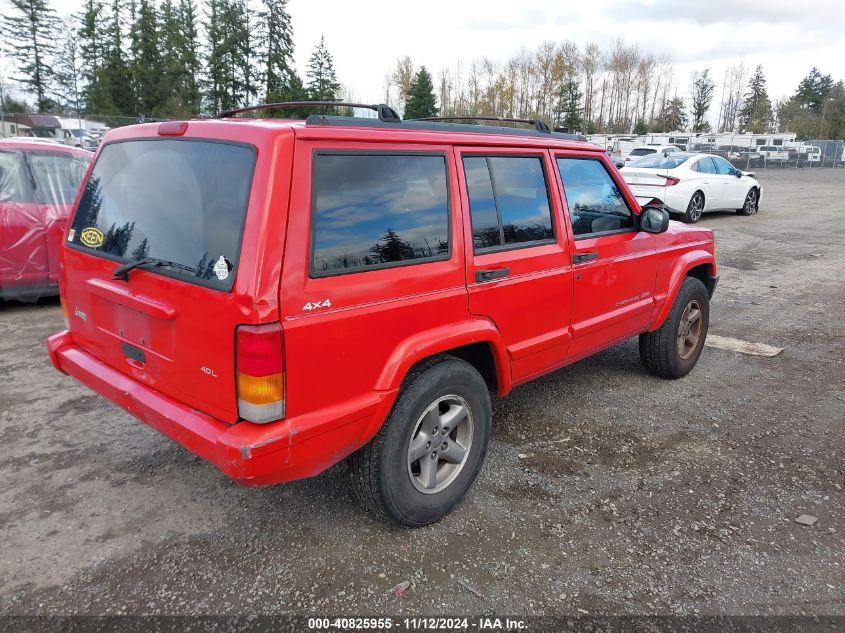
xmin=213 ymin=256 xmax=230 ymax=281
xmin=67 ymin=229 xmax=75 ymax=242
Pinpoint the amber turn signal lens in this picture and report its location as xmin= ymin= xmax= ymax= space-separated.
xmin=236 ymin=371 xmax=284 ymax=405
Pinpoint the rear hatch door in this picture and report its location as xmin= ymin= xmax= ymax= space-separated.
xmin=62 ymin=136 xmax=261 ymax=423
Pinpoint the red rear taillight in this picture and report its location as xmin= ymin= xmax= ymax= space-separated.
xmin=664 ymin=176 xmax=680 ymax=186
xmin=236 ymin=323 xmax=285 ymax=424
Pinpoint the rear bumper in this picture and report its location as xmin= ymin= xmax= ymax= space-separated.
xmin=47 ymin=330 xmax=395 ymax=486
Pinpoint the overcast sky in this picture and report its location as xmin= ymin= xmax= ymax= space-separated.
xmin=4 ymin=0 xmax=844 ymax=115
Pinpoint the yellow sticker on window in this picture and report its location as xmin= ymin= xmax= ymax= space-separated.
xmin=80 ymin=227 xmax=104 ymax=248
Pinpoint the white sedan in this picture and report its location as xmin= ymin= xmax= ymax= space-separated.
xmin=620 ymin=152 xmax=761 ymax=223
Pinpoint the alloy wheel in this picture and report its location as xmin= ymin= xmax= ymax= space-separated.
xmin=407 ymin=395 xmax=474 ymax=494
xmin=745 ymin=189 xmax=757 ymax=213
xmin=677 ymin=299 xmax=703 ymax=360
xmin=689 ymin=194 xmax=703 ymax=222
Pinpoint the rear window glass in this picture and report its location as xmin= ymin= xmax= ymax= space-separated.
xmin=311 ymin=154 xmax=450 ymax=275
xmin=628 ymin=154 xmax=689 ymax=169
xmin=629 ymin=148 xmax=656 ymax=156
xmin=69 ymin=140 xmax=255 ymax=291
xmin=27 ymin=151 xmax=91 ymax=205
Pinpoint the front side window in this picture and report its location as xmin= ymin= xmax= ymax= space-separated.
xmin=463 ymin=155 xmax=554 ymax=251
xmin=311 ymin=154 xmax=450 ymax=274
xmin=557 ymin=158 xmax=634 ymax=238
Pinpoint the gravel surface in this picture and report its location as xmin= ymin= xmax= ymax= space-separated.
xmin=0 ymin=168 xmax=842 ymax=619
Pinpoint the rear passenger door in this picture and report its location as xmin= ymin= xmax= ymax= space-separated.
xmin=281 ymin=143 xmax=468 ymax=423
xmin=456 ymin=148 xmax=573 ymax=383
xmin=554 ymin=154 xmax=658 ymax=362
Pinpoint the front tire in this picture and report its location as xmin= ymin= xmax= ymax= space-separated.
xmin=736 ymin=188 xmax=758 ymax=215
xmin=639 ymin=277 xmax=710 ymax=379
xmin=349 ymin=356 xmax=492 ymax=527
xmin=682 ymin=191 xmax=705 ymax=223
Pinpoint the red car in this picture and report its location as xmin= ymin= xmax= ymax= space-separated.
xmin=48 ymin=105 xmax=717 ymax=526
xmin=0 ymin=138 xmax=91 ymax=301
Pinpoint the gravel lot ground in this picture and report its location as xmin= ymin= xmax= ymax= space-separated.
xmin=0 ymin=168 xmax=842 ymax=622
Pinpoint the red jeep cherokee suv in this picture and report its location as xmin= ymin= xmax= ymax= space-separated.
xmin=47 ymin=103 xmax=717 ymax=526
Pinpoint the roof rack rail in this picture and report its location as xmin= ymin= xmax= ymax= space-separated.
xmin=215 ymin=101 xmax=401 ymax=123
xmin=411 ymin=115 xmax=552 ymax=133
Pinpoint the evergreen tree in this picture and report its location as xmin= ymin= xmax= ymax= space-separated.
xmin=177 ymin=0 xmax=201 ymax=113
xmin=204 ymin=0 xmax=226 ymax=112
xmin=204 ymin=0 xmax=253 ymax=112
xmin=130 ymin=0 xmax=161 ymax=116
xmin=555 ymin=78 xmax=583 ymax=132
xmin=795 ymin=67 xmax=834 ymax=112
xmin=258 ymin=0 xmax=294 ymax=101
xmin=79 ymin=0 xmax=114 ymax=114
xmin=104 ymin=0 xmax=135 ymax=114
xmin=657 ymin=96 xmax=687 ymax=131
xmin=633 ymin=118 xmax=649 ymax=135
xmin=403 ymin=66 xmax=438 ymax=119
xmin=2 ymin=0 xmax=61 ymax=111
xmin=306 ymin=36 xmax=340 ymax=102
xmin=54 ymin=17 xmax=84 ymax=117
xmin=157 ymin=0 xmax=182 ymax=114
xmin=690 ymin=69 xmax=715 ymax=133
xmin=738 ymin=65 xmax=773 ymax=133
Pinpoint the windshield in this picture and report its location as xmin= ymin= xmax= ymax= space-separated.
xmin=68 ymin=139 xmax=256 ymax=291
xmin=628 ymin=154 xmax=689 ymax=169
xmin=27 ymin=151 xmax=91 ymax=205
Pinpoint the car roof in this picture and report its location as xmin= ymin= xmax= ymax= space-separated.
xmin=0 ymin=137 xmax=91 ymax=156
xmin=103 ymin=117 xmax=605 ymax=154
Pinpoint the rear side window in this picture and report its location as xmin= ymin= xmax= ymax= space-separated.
xmin=69 ymin=140 xmax=255 ymax=291
xmin=27 ymin=151 xmax=91 ymax=205
xmin=311 ymin=154 xmax=450 ymax=275
xmin=557 ymin=158 xmax=634 ymax=238
xmin=693 ymin=157 xmax=717 ymax=174
xmin=463 ymin=156 xmax=554 ymax=251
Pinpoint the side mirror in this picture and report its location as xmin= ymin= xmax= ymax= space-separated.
xmin=735 ymin=170 xmax=742 ymax=178
xmin=640 ymin=201 xmax=671 ymax=234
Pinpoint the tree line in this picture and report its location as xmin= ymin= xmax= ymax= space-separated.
xmin=1 ymin=0 xmax=340 ymax=119
xmin=386 ymin=44 xmax=845 ymax=138
xmin=2 ymin=1 xmax=844 ymax=139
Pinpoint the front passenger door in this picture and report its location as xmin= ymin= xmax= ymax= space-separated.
xmin=713 ymin=156 xmax=745 ymax=208
xmin=555 ymin=155 xmax=658 ymax=362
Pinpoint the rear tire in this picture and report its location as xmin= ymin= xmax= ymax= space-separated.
xmin=682 ymin=191 xmax=705 ymax=224
xmin=349 ymin=356 xmax=492 ymax=527
xmin=639 ymin=277 xmax=710 ymax=379
xmin=736 ymin=188 xmax=758 ymax=215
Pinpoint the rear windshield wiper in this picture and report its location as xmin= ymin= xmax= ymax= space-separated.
xmin=113 ymin=257 xmax=198 ymax=281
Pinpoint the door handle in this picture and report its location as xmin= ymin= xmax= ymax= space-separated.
xmin=475 ymin=267 xmax=510 ymax=282
xmin=572 ymin=252 xmax=599 ymax=264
